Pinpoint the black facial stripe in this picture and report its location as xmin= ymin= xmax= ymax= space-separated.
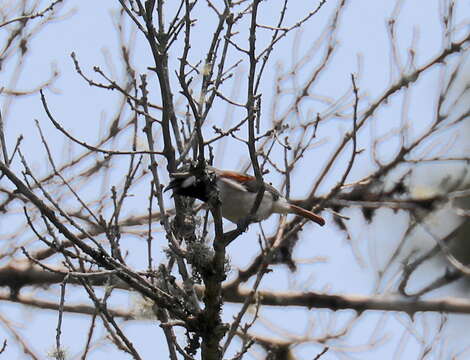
xmin=168 ymin=178 xmax=209 ymax=202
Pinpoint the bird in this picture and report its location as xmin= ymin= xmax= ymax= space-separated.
xmin=165 ymin=166 xmax=325 ymax=226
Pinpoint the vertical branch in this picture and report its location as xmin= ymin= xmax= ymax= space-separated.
xmin=338 ymin=74 xmax=359 ymax=188
xmin=245 ymin=0 xmax=266 ymax=224
xmin=142 ymin=0 xmax=183 ymax=171
xmin=221 ymin=255 xmax=268 ymax=355
xmin=139 ymin=75 xmax=170 ymax=231
xmin=200 ymin=170 xmax=227 ymax=359
xmin=147 ymin=180 xmax=155 ymax=273
xmin=0 ymin=108 xmax=9 ymax=167
xmin=81 ymin=314 xmax=97 ymax=360
xmin=178 ymin=0 xmax=206 ymax=165
xmin=55 ymin=274 xmax=68 ymax=360
xmin=140 ymin=75 xmax=191 ymax=284
xmin=246 ymin=0 xmax=262 ymax=180
xmin=253 ymin=0 xmax=289 ymax=94
xmin=156 ymin=309 xmax=179 ymax=360
xmin=200 ymin=205 xmax=227 ymax=360
xmin=198 ymin=2 xmax=231 ymax=118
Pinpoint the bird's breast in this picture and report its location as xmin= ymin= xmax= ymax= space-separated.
xmin=217 ymin=178 xmax=274 ymax=223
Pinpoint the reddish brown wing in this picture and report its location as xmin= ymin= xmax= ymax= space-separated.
xmin=217 ymin=169 xmax=282 ymax=199
xmin=219 ymin=170 xmax=255 ymax=183
xmin=218 ymin=170 xmax=260 ymax=193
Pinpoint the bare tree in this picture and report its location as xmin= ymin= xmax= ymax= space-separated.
xmin=0 ymin=0 xmax=469 ymax=359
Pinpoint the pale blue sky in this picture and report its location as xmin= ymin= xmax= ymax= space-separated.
xmin=1 ymin=0 xmax=469 ymax=359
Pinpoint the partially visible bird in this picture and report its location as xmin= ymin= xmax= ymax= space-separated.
xmin=165 ymin=167 xmax=325 ymax=226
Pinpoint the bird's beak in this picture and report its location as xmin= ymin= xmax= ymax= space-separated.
xmin=164 ymin=179 xmax=177 ymax=192
xmin=165 ymin=171 xmax=192 ymax=192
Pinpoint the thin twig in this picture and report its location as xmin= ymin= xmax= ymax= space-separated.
xmin=0 ymin=0 xmax=64 ymax=29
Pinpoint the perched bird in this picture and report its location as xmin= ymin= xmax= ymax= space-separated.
xmin=165 ymin=167 xmax=325 ymax=226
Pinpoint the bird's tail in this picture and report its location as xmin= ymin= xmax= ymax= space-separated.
xmin=288 ymin=204 xmax=325 ymax=226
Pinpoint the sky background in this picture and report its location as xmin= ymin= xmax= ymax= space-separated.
xmin=1 ymin=0 xmax=470 ymax=359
